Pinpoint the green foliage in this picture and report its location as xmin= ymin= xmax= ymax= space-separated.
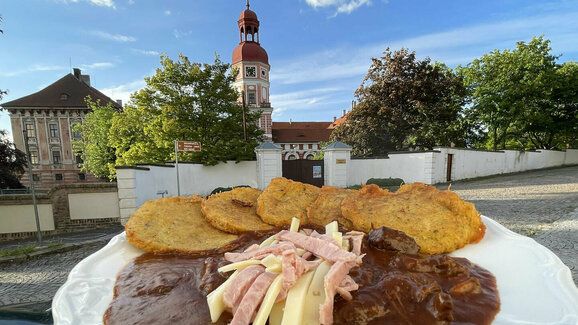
xmin=72 ymin=98 xmax=117 ymax=180
xmin=210 ymin=185 xmax=250 ymax=195
xmin=331 ymin=48 xmax=467 ymax=156
xmin=311 ymin=141 xmax=329 ymax=160
xmin=0 ymin=130 xmax=27 ymax=189
xmin=78 ymin=54 xmax=263 ymax=179
xmin=0 ymin=245 xmax=35 ymax=258
xmin=366 ymin=177 xmax=405 ymax=187
xmin=459 ymin=36 xmax=577 ymax=150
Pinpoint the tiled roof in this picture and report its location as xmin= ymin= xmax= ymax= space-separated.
xmin=272 ymin=122 xmax=333 ymax=143
xmin=1 ymin=73 xmax=121 ymax=109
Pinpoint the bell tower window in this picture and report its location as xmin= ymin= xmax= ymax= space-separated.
xmin=245 ymin=66 xmax=256 ymax=78
xmin=247 ymin=90 xmax=257 ymax=105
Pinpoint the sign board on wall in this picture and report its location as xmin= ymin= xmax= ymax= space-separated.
xmin=312 ymin=165 xmax=322 ymax=178
xmin=177 ymin=141 xmax=202 ymax=152
xmin=336 ymin=159 xmax=347 ymax=164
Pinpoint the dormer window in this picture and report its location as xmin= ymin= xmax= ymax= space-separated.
xmin=60 ymin=93 xmax=69 ymax=100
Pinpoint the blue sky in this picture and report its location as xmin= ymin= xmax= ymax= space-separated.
xmin=1 ymin=0 xmax=578 ymax=140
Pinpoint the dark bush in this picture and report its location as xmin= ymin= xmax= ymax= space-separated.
xmin=210 ymin=185 xmax=251 ymax=195
xmin=366 ymin=178 xmax=405 ymax=187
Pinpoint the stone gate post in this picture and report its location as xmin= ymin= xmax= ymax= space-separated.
xmin=323 ymin=141 xmax=352 ymax=187
xmin=255 ymin=142 xmax=282 ymax=189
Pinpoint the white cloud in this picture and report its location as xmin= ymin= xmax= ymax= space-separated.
xmin=164 ymin=10 xmax=171 ymax=16
xmin=0 ymin=64 xmax=67 ymax=77
xmin=80 ymin=62 xmax=115 ymax=70
xmin=90 ymin=30 xmax=136 ymax=42
xmin=173 ymin=29 xmax=192 ymax=39
xmin=100 ymin=79 xmax=146 ymax=104
xmin=305 ymin=0 xmax=371 ymax=15
xmin=57 ymin=0 xmax=116 ymax=9
xmin=272 ymin=11 xmax=578 ymax=85
xmin=131 ymin=49 xmax=160 ymax=56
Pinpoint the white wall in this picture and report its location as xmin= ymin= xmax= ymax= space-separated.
xmin=68 ymin=192 xmax=120 ymax=220
xmin=0 ymin=204 xmax=55 ymax=234
xmin=133 ymin=161 xmax=258 ymax=206
xmin=565 ymin=149 xmax=578 ymax=165
xmin=348 ymin=152 xmax=430 ymax=186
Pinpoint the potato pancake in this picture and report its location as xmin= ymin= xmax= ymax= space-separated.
xmin=125 ymin=196 xmax=240 ymax=255
xmin=256 ymin=177 xmax=320 ymax=227
xmin=341 ymin=183 xmax=485 ymax=254
xmin=306 ymin=186 xmax=356 ymax=228
xmin=201 ymin=187 xmax=274 ymax=234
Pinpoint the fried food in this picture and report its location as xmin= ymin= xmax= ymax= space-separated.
xmin=125 ymin=196 xmax=240 ymax=255
xmin=256 ymin=177 xmax=320 ymax=227
xmin=201 ymin=187 xmax=274 ymax=234
xmin=340 ymin=183 xmax=485 ymax=254
xmin=306 ymin=186 xmax=356 ymax=228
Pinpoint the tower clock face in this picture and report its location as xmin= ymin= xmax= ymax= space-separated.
xmin=245 ymin=66 xmax=257 ymax=77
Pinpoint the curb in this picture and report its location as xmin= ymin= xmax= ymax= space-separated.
xmin=0 ymin=238 xmax=111 ymax=265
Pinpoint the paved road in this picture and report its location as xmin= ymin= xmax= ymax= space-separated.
xmin=0 ymin=166 xmax=576 ymax=308
xmin=444 ymin=166 xmax=578 ymax=284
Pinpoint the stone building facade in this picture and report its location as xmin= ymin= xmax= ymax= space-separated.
xmin=1 ymin=68 xmax=121 ymax=189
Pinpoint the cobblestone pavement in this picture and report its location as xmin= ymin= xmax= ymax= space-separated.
xmin=0 ymin=243 xmax=105 ymax=307
xmin=0 ymin=167 xmax=576 ymax=308
xmin=442 ymin=166 xmax=578 ymax=285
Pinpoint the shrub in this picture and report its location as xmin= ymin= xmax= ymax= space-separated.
xmin=366 ymin=178 xmax=405 ymax=187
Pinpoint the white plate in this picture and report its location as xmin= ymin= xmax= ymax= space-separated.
xmin=52 ymin=216 xmax=578 ymax=325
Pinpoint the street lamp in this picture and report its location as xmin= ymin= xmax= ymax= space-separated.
xmin=22 ymin=130 xmax=42 ymax=246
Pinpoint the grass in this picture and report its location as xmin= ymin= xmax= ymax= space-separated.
xmin=0 ymin=242 xmax=64 ymax=258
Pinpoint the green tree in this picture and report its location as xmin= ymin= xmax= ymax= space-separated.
xmin=459 ymin=36 xmax=576 ymax=150
xmin=0 ymin=130 xmax=27 ymax=189
xmin=331 ymin=48 xmax=467 ymax=156
xmin=72 ymin=98 xmax=117 ymax=180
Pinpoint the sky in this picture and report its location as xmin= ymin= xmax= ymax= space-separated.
xmin=1 ymin=0 xmax=578 ymax=140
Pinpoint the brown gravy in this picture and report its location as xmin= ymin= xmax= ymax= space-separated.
xmin=104 ymin=233 xmax=499 ymax=325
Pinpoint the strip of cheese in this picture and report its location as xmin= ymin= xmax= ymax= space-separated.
xmin=269 ymin=301 xmax=285 ymax=325
xmin=259 ymin=234 xmax=277 ymax=248
xmin=253 ymin=274 xmax=284 ymax=325
xmin=302 ymin=262 xmax=332 ymax=325
xmin=290 ymin=217 xmax=301 ymax=232
xmin=325 ymin=221 xmax=338 ymax=236
xmin=280 ymin=270 xmax=316 ymax=325
xmin=262 ymin=254 xmax=282 ymax=273
xmin=217 ymin=259 xmax=261 ymax=273
xmin=206 ymin=270 xmax=239 ymax=323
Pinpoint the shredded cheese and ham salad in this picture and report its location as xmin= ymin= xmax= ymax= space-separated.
xmin=206 ymin=218 xmax=364 ymax=325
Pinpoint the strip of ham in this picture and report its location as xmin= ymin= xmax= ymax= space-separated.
xmin=336 ymin=275 xmax=359 ymax=301
xmin=223 ymin=265 xmax=264 ymax=312
xmin=344 ymin=231 xmax=365 ymax=256
xmin=224 ymin=242 xmax=296 ymax=263
xmin=276 ymin=230 xmax=361 ymax=264
xmin=229 ymin=272 xmax=277 ymax=325
xmin=281 ymin=249 xmax=322 ymax=290
xmin=319 ymin=261 xmax=358 ymax=325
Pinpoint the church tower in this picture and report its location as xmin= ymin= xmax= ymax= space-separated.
xmin=232 ymin=0 xmax=273 ymax=139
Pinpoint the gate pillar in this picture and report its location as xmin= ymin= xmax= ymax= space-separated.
xmin=323 ymin=141 xmax=352 ymax=187
xmin=255 ymin=142 xmax=283 ymax=189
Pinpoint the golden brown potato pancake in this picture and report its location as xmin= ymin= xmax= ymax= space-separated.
xmin=201 ymin=187 xmax=274 ymax=234
xmin=126 ymin=196 xmax=240 ymax=255
xmin=256 ymin=177 xmax=320 ymax=227
xmin=306 ymin=186 xmax=357 ymax=228
xmin=340 ymin=183 xmax=485 ymax=254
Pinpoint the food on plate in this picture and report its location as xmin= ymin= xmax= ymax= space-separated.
xmin=341 ymin=183 xmax=486 ymax=254
xmin=306 ymin=186 xmax=356 ymax=228
xmin=106 ymin=217 xmax=499 ymax=324
xmin=257 ymin=177 xmax=320 ymax=227
xmin=125 ymin=196 xmax=239 ymax=255
xmin=202 ymin=187 xmax=274 ymax=234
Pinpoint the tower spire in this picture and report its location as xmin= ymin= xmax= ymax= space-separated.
xmin=246 ymin=0 xmax=250 ymax=9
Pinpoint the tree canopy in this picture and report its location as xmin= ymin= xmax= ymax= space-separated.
xmin=331 ymin=48 xmax=467 ymax=156
xmin=459 ymin=36 xmax=577 ymax=150
xmin=75 ymin=55 xmax=263 ymax=180
xmin=0 ymin=130 xmax=27 ymax=189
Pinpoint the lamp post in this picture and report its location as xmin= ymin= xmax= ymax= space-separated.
xmin=22 ymin=130 xmax=42 ymax=246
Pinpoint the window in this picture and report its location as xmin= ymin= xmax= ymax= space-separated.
xmin=71 ymin=122 xmax=82 ymax=139
xmin=52 ymin=150 xmax=61 ymax=164
xmin=308 ymin=144 xmax=313 ymax=149
xmin=60 ymin=93 xmax=69 ymax=100
xmin=299 ymin=144 xmax=304 ymax=150
xmin=287 ymin=154 xmax=297 ymax=160
xmin=75 ymin=154 xmax=83 ymax=164
xmin=32 ymin=174 xmax=40 ymax=182
xmin=30 ymin=151 xmax=39 ymax=165
xmin=261 ymin=69 xmax=267 ymax=78
xmin=49 ymin=123 xmax=59 ymax=138
xmin=245 ymin=66 xmax=256 ymax=78
xmin=306 ymin=154 xmax=314 ymax=160
xmin=25 ymin=123 xmax=35 ymax=138
xmin=247 ymin=90 xmax=257 ymax=105
xmin=55 ymin=173 xmax=63 ymax=181
xmin=78 ymin=173 xmax=86 ymax=181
